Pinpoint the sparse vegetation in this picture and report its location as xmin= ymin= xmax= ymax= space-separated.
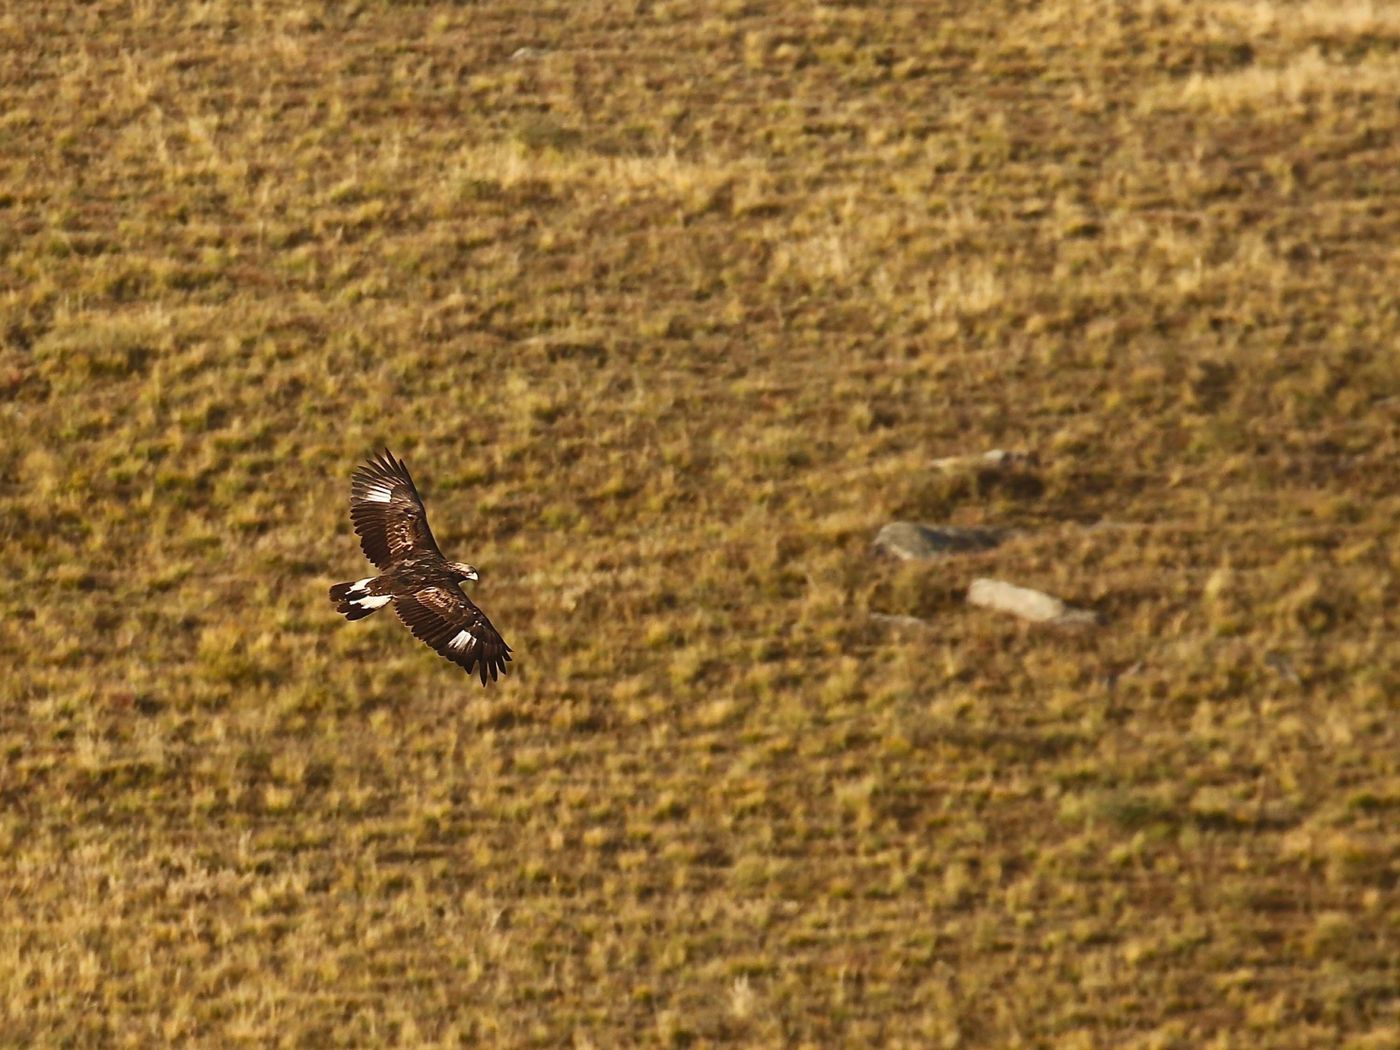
xmin=1 ymin=1 xmax=1396 ymax=1045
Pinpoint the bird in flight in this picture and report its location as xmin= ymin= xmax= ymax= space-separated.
xmin=329 ymin=449 xmax=511 ymax=685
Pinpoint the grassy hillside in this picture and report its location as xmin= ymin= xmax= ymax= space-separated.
xmin=1 ymin=1 xmax=1396 ymax=1045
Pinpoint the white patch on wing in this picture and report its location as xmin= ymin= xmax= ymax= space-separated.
xmin=350 ymin=577 xmax=376 ymax=594
xmin=362 ymin=485 xmax=394 ymax=503
xmin=448 ymin=629 xmax=475 ymax=651
xmin=351 ymin=594 xmax=392 ymax=610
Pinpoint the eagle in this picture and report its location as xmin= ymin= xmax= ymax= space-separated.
xmin=329 ymin=449 xmax=511 ymax=685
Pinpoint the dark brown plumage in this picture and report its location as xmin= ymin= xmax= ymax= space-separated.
xmin=329 ymin=449 xmax=511 ymax=685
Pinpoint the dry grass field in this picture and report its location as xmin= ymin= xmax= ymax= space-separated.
xmin=1 ymin=0 xmax=1397 ymax=1045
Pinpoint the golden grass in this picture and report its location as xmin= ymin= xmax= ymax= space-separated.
xmin=2 ymin=0 xmax=1397 ymax=1045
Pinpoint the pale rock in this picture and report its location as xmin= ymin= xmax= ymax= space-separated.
xmin=931 ymin=448 xmax=1037 ymax=472
xmin=868 ymin=613 xmax=931 ymax=631
xmin=967 ymin=578 xmax=1098 ymax=627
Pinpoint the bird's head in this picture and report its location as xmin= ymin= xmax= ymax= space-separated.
xmin=449 ymin=561 xmax=479 ymax=582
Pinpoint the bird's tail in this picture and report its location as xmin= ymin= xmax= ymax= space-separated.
xmin=330 ymin=577 xmax=392 ymax=621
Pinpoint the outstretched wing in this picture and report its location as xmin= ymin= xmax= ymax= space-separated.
xmin=350 ymin=449 xmax=441 ymax=569
xmin=393 ymin=585 xmax=512 ymax=686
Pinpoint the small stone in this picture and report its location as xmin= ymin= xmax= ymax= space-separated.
xmin=931 ymin=448 xmax=1037 ymax=472
xmin=869 ymin=613 xmax=930 ymax=631
xmin=1264 ymin=652 xmax=1301 ymax=684
xmin=966 ymin=578 xmax=1098 ymax=627
xmin=873 ymin=522 xmax=1008 ymax=561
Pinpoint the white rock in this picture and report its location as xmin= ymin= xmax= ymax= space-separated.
xmin=931 ymin=448 xmax=1037 ymax=472
xmin=967 ymin=578 xmax=1098 ymax=627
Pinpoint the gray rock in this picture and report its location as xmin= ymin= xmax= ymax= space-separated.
xmin=1264 ymin=651 xmax=1301 ymax=684
xmin=966 ymin=578 xmax=1098 ymax=627
xmin=873 ymin=522 xmax=1008 ymax=561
